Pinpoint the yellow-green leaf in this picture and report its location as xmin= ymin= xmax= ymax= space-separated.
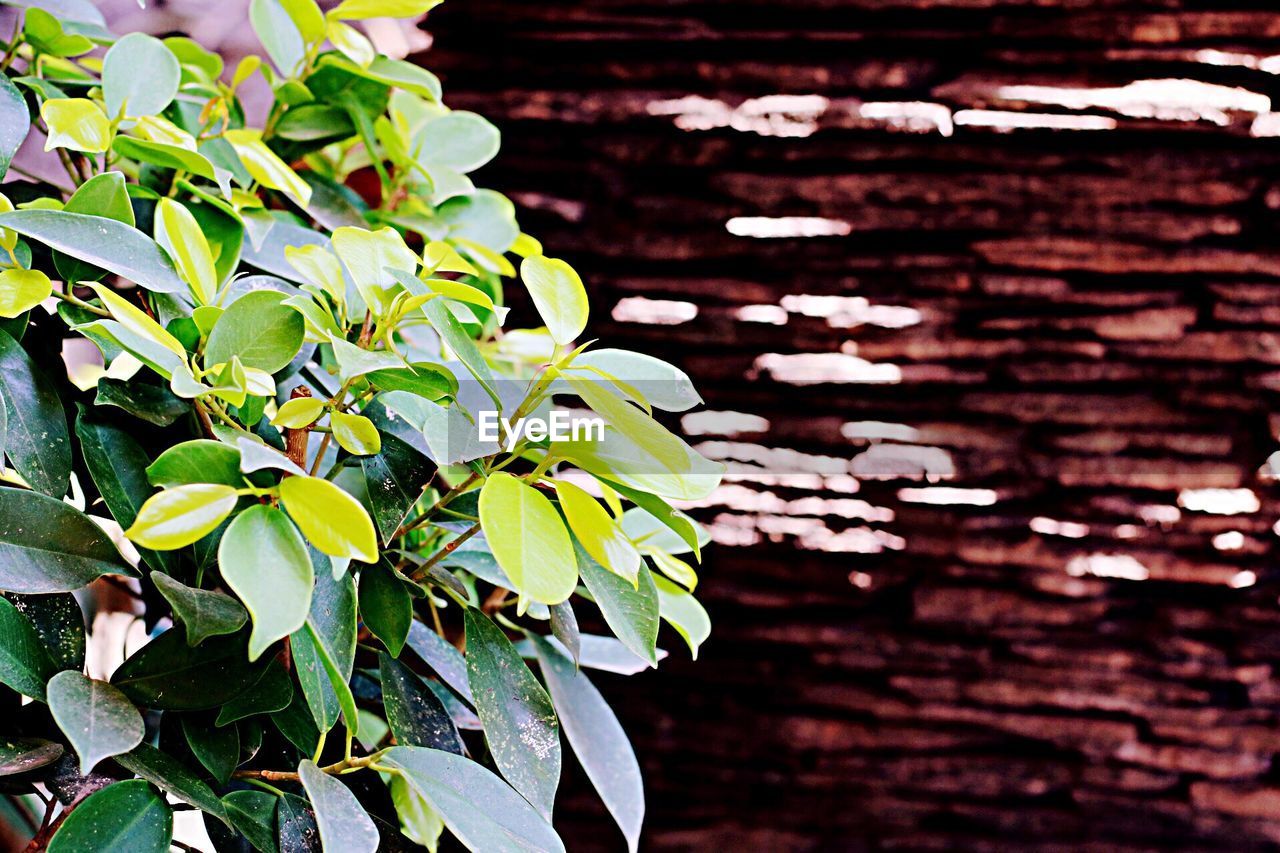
xmin=125 ymin=484 xmax=238 ymax=550
xmin=521 ymin=255 xmax=588 ymax=345
xmin=554 ymin=480 xmax=640 ymax=586
xmin=331 ymin=411 xmax=380 ymax=456
xmin=272 ymin=397 xmax=326 ymax=429
xmin=88 ymin=284 xmax=187 ymax=358
xmin=41 ymin=99 xmax=110 ymax=154
xmin=331 ymin=226 xmax=417 ymax=317
xmin=0 ymin=269 xmax=52 ymax=318
xmin=326 ymin=19 xmax=374 ymax=67
xmin=284 ymin=245 xmax=346 ymax=305
xmin=478 ymin=472 xmax=577 ymax=605
xmin=330 ymin=0 xmax=441 ymax=19
xmin=278 ymin=476 xmax=377 ymax=563
xmin=155 ymin=200 xmax=217 ymax=305
xmin=224 ymin=129 xmax=312 ymax=206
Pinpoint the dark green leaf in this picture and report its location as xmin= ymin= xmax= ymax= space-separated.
xmin=47 ymin=671 xmax=144 ymax=773
xmin=0 ymin=210 xmax=187 ymax=293
xmin=206 ymin=290 xmax=306 ymax=373
xmin=366 ymin=362 xmax=456 ymax=400
xmin=291 ymin=564 xmax=356 ymax=733
xmin=182 ymin=713 xmax=240 ymax=786
xmin=359 ymin=562 xmax=411 ymax=657
xmin=0 ymin=596 xmax=57 ymax=699
xmin=277 ymin=791 xmax=321 ymax=853
xmin=0 ymin=737 xmax=63 ymax=776
xmin=531 ymin=635 xmax=644 ymax=852
xmin=94 ymin=377 xmax=189 ymax=426
xmin=216 ymin=659 xmax=293 ymax=725
xmin=0 ymin=487 xmax=134 ymax=593
xmin=405 ymin=620 xmax=472 ymax=705
xmin=275 ymin=104 xmax=356 ymax=143
xmin=379 ymin=653 xmax=463 ymax=754
xmin=55 ymin=171 xmax=136 ymax=284
xmin=225 ymin=789 xmax=280 ymax=853
xmin=111 ymin=629 xmax=267 ymax=711
xmin=47 ymin=780 xmax=172 ymax=853
xmin=548 ymin=600 xmax=580 ymax=666
xmin=577 ymin=543 xmax=659 ymax=667
xmin=382 ymin=746 xmax=565 ymax=853
xmin=146 ymin=439 xmax=243 ymax=487
xmin=464 ymin=607 xmax=560 ymax=820
xmin=152 ymin=572 xmax=248 ymax=646
xmin=360 ymin=433 xmax=434 ymax=543
xmin=0 ymin=75 xmax=29 ymax=181
xmin=115 ymin=741 xmax=231 ymax=826
xmin=298 ymin=759 xmax=379 ymax=853
xmin=0 ymin=328 xmax=71 ymax=497
xmin=270 ymin=689 xmax=319 ymax=756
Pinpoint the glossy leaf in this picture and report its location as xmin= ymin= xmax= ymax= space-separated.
xmin=103 ymin=32 xmax=180 ymax=118
xmin=331 ymin=410 xmax=381 ymax=455
xmin=206 ymin=290 xmax=306 ymax=373
xmin=279 ymin=475 xmax=378 ymax=563
xmin=464 ymin=607 xmax=560 ymax=819
xmin=360 ymin=563 xmax=411 ymax=656
xmin=57 ymin=171 xmax=135 ymax=285
xmin=0 ymin=269 xmax=52 ymax=318
xmin=0 ymin=737 xmax=63 ymax=776
xmin=41 ymin=98 xmax=110 ymax=153
xmin=111 ymin=629 xmax=266 ymax=711
xmin=125 ymin=483 xmax=239 ymax=551
xmin=182 ymin=713 xmax=240 ymax=785
xmin=88 ymin=283 xmax=186 ymax=358
xmin=146 ymin=439 xmax=243 ymax=487
xmin=156 ymin=199 xmax=217 ymax=304
xmin=479 ymin=472 xmax=577 ymax=606
xmin=405 ymin=620 xmax=473 ymax=705
xmin=555 ymin=480 xmax=641 ymax=585
xmin=217 ymin=659 xmax=294 ymax=725
xmin=273 ymin=396 xmax=326 ymax=428
xmin=652 ymin=574 xmax=711 ymax=659
xmin=572 ymin=349 xmax=702 ymax=413
xmin=221 ymin=505 xmax=314 ymax=660
xmin=576 ymin=543 xmax=659 ymax=667
xmin=47 ymin=780 xmax=172 ymax=853
xmin=152 ymin=572 xmax=248 ymax=646
xmin=225 ymin=129 xmax=312 ymax=206
xmin=299 ymin=759 xmax=379 ymax=853
xmin=0 ymin=596 xmax=57 ymax=699
xmin=292 ymin=564 xmax=357 ymax=733
xmin=277 ymin=791 xmax=321 ymax=852
xmin=47 ymin=671 xmax=145 ymax=773
xmin=361 ymin=432 xmax=433 ymax=541
xmin=4 ymin=592 xmax=85 ymax=671
xmin=224 ymin=789 xmax=279 ymax=853
xmin=332 ymin=0 xmax=442 ymax=19
xmin=0 ymin=74 xmax=28 ymax=180
xmin=115 ymin=742 xmax=231 ymax=826
xmin=380 ymin=653 xmax=464 ymax=754
xmin=0 ymin=327 xmax=71 ymax=497
xmin=0 ymin=487 xmax=134 ymax=593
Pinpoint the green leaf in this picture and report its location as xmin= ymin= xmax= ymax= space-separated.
xmin=555 ymin=480 xmax=640 ymax=585
xmin=571 ymin=348 xmax=702 ymax=412
xmin=549 ymin=600 xmax=580 ymax=665
xmin=292 ymin=564 xmax=357 ymax=733
xmin=94 ymin=377 xmax=189 ymax=427
xmin=379 ymin=653 xmax=463 ymax=754
xmin=103 ymin=33 xmax=180 ymax=118
xmin=224 ymin=789 xmax=279 ymax=853
xmin=40 ymin=98 xmax=110 ymax=153
xmin=0 ymin=210 xmax=187 ymax=293
xmin=273 ymin=396 xmax=326 ymax=429
xmin=76 ymin=409 xmax=176 ymax=574
xmin=367 ymin=362 xmax=455 ymax=399
xmin=47 ymin=780 xmax=172 ymax=853
xmin=216 ymin=659 xmax=293 ymax=724
xmin=479 ymin=472 xmax=577 ymax=606
xmin=277 ymin=792 xmax=320 ymax=852
xmin=382 ymin=746 xmax=565 ymax=853
xmin=389 ymin=773 xmax=444 ymax=849
xmin=405 ymin=620 xmax=473 ymax=705
xmin=324 ymin=54 xmax=441 ymax=100
xmin=361 ymin=432 xmax=433 ymax=542
xmin=152 ymin=572 xmax=248 ymax=646
xmin=146 ymin=439 xmax=243 ymax=487
xmin=0 ymin=487 xmax=133 ymax=593
xmin=251 ymin=0 xmax=306 ymax=75
xmin=47 ymin=670 xmax=145 ymax=773
xmin=0 ymin=269 xmax=52 ymax=318
xmin=576 ymin=542 xmax=659 ymax=667
xmin=125 ymin=483 xmax=239 ymax=551
xmin=0 ymin=737 xmax=63 ymax=776
xmin=652 ymin=575 xmax=710 ymax=659
xmin=331 ymin=225 xmax=418 ymax=315
xmin=225 ymin=129 xmax=312 ymax=206
xmin=530 ymin=636 xmax=643 ymax=853
xmin=112 ymin=629 xmax=267 ymax=711
xmin=298 ymin=759 xmax=379 ymax=853
xmin=605 ymin=479 xmax=705 ymax=559
xmin=23 ymin=8 xmax=92 ymax=56
xmin=420 ymin=297 xmax=499 ymax=402
xmin=115 ymin=742 xmax=231 ymax=826
xmin=88 ymin=283 xmax=186 ymax=358
xmin=156 ymin=199 xmax=217 ymax=305
xmin=206 ymin=290 xmax=306 ymax=373
xmin=113 ymin=136 xmax=218 ymax=181
xmin=331 ymin=411 xmax=381 ymax=455
xmin=0 ymin=74 xmax=29 ymax=180
xmin=329 ymin=335 xmax=405 ymax=381
xmin=0 ymin=596 xmax=57 ymax=699
xmin=3 ymin=592 xmax=85 ymax=670
xmin=464 ymin=607 xmax=560 ymax=819
xmin=182 ymin=713 xmax=240 ymax=785
xmin=279 ymin=476 xmax=378 ymax=563
xmin=331 ymin=0 xmax=442 ymax=19
xmin=416 ymin=111 xmax=499 ymax=173
xmin=0 ymin=328 xmax=71 ymax=497
xmin=220 ymin=505 xmax=314 ymax=660
xmin=55 ymin=172 xmax=135 ymax=284
xmin=359 ymin=563 xmax=411 ymax=656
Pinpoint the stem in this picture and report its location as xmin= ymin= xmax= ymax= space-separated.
xmin=50 ymin=287 xmax=109 ymax=317
xmin=193 ymin=402 xmax=217 ymax=440
xmin=232 ymin=750 xmax=389 ymax=785
xmin=0 ymin=17 xmax=22 ymax=73
xmin=395 ymin=472 xmax=480 ymax=539
xmin=407 ymin=522 xmax=481 ymax=581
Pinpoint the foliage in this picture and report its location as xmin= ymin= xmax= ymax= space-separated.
xmin=0 ymin=0 xmax=722 ymax=849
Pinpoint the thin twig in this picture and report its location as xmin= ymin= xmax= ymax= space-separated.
xmin=407 ymin=522 xmax=481 ymax=581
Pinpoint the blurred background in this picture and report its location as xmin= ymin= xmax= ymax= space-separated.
xmin=100 ymin=0 xmax=1280 ymax=849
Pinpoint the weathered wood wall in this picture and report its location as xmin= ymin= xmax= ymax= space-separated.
xmin=420 ymin=2 xmax=1280 ymax=850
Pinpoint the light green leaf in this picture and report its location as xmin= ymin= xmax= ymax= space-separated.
xmin=331 ymin=0 xmax=442 ymax=19
xmin=382 ymin=746 xmax=565 ymax=853
xmin=479 ymin=472 xmax=577 ymax=606
xmin=652 ymin=574 xmax=710 ymax=659
xmin=0 ymin=488 xmax=134 ymax=593
xmin=332 ymin=225 xmax=417 ymax=316
xmin=88 ymin=283 xmax=186 ymax=358
xmin=464 ymin=607 xmax=560 ymax=819
xmin=0 ymin=328 xmax=70 ymax=497
xmin=330 ymin=335 xmax=405 ymax=380
xmin=40 ymin=98 xmax=109 ymax=153
xmin=273 ymin=396 xmax=326 ymax=428
xmin=124 ymin=483 xmax=239 ymax=551
xmin=47 ymin=670 xmax=144 ymax=773
xmin=225 ymin=129 xmax=312 ymax=206
xmin=152 ymin=572 xmax=247 ymax=646
xmin=282 ymin=0 xmax=325 ymax=41
xmin=366 ymin=362 xmax=455 ymax=399
xmin=571 ymin=349 xmax=702 ymax=412
xmin=284 ymin=244 xmax=345 ymax=303
xmin=147 ymin=439 xmax=243 ymax=487
xmin=531 ymin=635 xmax=644 ymax=853
xmin=219 ymin=505 xmax=313 ymax=660
xmin=299 ymin=759 xmax=379 ymax=853
xmin=205 ymin=289 xmax=305 ymax=373
xmin=279 ymin=476 xmax=378 ymax=562
xmin=251 ymin=0 xmax=306 ymax=75
xmin=327 ymin=18 xmax=374 ymax=67
xmin=331 ymin=411 xmax=381 ymax=455
xmin=0 ymin=209 xmax=187 ymax=293
xmin=47 ymin=781 xmax=171 ymax=853
xmin=0 ymin=269 xmax=51 ymax=319
xmin=415 ymin=111 xmax=499 ymax=174
xmin=555 ymin=480 xmax=640 ymax=585
xmin=155 ymin=199 xmax=217 ymax=305
xmin=103 ymin=33 xmax=180 ymax=118
xmin=112 ymin=136 xmax=218 ymax=182
xmin=521 ymin=255 xmax=588 ymax=345
xmin=319 ymin=55 xmax=441 ymax=100
xmin=420 ymin=296 xmax=499 ymax=404
xmin=390 ymin=773 xmax=444 ymax=850
xmin=0 ymin=597 xmax=57 ymax=700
